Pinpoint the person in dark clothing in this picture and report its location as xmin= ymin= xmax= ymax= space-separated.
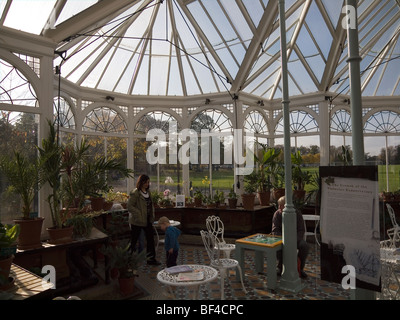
xmin=127 ymin=174 xmax=160 ymax=265
xmin=271 ymin=196 xmax=309 ymax=279
xmin=158 ymin=216 xmax=181 ymax=268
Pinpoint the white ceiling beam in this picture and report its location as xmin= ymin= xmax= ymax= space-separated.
xmin=230 ymin=0 xmax=278 ymax=93
xmin=43 ymin=0 xmax=141 ymax=43
xmin=168 ymin=0 xmax=187 ymax=96
xmin=240 ymin=0 xmax=305 ymax=92
xmin=175 ymin=0 xmax=232 ymax=84
xmin=128 ymin=4 xmax=160 ymax=95
xmin=270 ymin=0 xmax=312 ymax=99
xmin=319 ymin=0 xmax=346 ymax=92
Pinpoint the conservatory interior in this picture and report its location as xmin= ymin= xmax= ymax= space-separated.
xmin=0 ymin=0 xmax=399 ymax=302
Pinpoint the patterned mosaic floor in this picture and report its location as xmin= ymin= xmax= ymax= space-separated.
xmin=136 ymin=241 xmax=352 ymax=300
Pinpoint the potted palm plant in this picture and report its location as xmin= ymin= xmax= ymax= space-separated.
xmin=39 ymin=120 xmax=134 ymax=243
xmin=38 ymin=120 xmax=74 ymax=244
xmin=228 ymin=187 xmax=238 ymax=209
xmin=254 ymin=144 xmax=278 ymax=206
xmin=0 ymin=223 xmax=20 ymax=289
xmin=242 ymin=174 xmax=257 ymax=210
xmin=269 ymin=149 xmax=285 ymax=201
xmin=291 ymin=151 xmax=312 ymax=201
xmin=71 ymin=156 xmax=134 ymax=212
xmin=0 ymin=152 xmax=45 ymax=250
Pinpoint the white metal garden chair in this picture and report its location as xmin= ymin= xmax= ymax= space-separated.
xmin=206 ymin=215 xmax=235 ymax=258
xmin=386 ymin=203 xmax=400 ymax=248
xmin=200 ymin=230 xmax=247 ymax=300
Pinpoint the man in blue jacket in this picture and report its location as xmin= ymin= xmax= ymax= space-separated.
xmin=158 ymin=216 xmax=181 ymax=267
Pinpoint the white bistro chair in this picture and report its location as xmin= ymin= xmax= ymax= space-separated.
xmin=386 ymin=203 xmax=400 ymax=248
xmin=206 ymin=215 xmax=235 ymax=258
xmin=302 ymin=214 xmax=320 ymax=245
xmin=200 ymin=230 xmax=246 ymax=300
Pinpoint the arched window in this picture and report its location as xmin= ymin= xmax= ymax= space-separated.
xmin=244 ymin=110 xmax=268 ymax=135
xmin=331 ymin=109 xmax=351 ymax=133
xmin=133 ymin=111 xmax=180 ymax=194
xmin=364 ymin=111 xmax=400 ymax=134
xmin=0 ymin=58 xmax=38 ymax=107
xmin=275 ymin=110 xmax=319 ymax=152
xmin=83 ymin=107 xmax=127 ymax=134
xmin=134 ymin=111 xmax=180 ymax=135
xmin=53 ymin=97 xmax=75 ymax=129
xmin=275 ymin=110 xmax=319 ymax=135
xmin=364 ymin=111 xmax=400 ymax=192
xmin=190 ymin=109 xmax=233 ymax=196
xmin=82 ymin=107 xmax=128 ymax=193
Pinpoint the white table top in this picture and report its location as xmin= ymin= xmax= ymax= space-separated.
xmin=153 ymin=220 xmax=181 ymax=228
xmin=302 ymin=214 xmax=320 ymax=221
xmin=157 ymin=264 xmax=218 ymax=287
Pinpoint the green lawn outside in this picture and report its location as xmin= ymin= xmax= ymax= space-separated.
xmin=150 ymin=165 xmax=400 ymax=195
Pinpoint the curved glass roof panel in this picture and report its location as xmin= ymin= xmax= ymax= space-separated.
xmin=1 ymin=0 xmax=399 ymax=99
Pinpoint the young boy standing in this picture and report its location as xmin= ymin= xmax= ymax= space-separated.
xmin=158 ymin=216 xmax=181 ymax=267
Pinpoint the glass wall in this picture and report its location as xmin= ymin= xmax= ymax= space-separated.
xmin=0 ymin=112 xmax=39 ymax=223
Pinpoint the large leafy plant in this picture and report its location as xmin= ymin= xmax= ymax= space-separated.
xmin=0 ymin=223 xmax=20 ymax=257
xmin=101 ymin=240 xmax=147 ymax=278
xmin=0 ymin=152 xmax=44 ymax=219
xmin=291 ymin=150 xmax=312 ymax=191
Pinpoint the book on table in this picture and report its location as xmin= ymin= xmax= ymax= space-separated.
xmin=165 ymin=265 xmax=193 ymax=274
xmin=176 ymin=271 xmax=204 ymax=282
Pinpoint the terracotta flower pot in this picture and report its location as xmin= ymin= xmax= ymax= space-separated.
xmin=118 ymin=277 xmax=135 ymax=296
xmin=90 ymin=197 xmax=105 ymax=211
xmin=293 ymin=190 xmax=306 ymax=201
xmin=194 ymin=197 xmax=202 ymax=207
xmin=13 ymin=217 xmax=44 ymax=250
xmin=0 ymin=255 xmax=14 ymax=281
xmin=273 ymin=188 xmax=285 ymax=201
xmin=228 ymin=198 xmax=237 ymax=209
xmin=258 ymin=191 xmax=271 ymax=206
xmin=47 ymin=225 xmax=74 ymax=244
xmin=103 ymin=201 xmax=114 ymax=211
xmin=241 ymin=194 xmax=255 ymax=211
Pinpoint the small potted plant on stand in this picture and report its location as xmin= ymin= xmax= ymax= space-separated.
xmin=0 ymin=152 xmax=45 ymax=250
xmin=214 ymin=190 xmax=226 ymax=208
xmin=241 ymin=180 xmax=257 ymax=211
xmin=228 ymin=187 xmax=238 ymax=209
xmin=151 ymin=191 xmax=162 ymax=208
xmin=0 ymin=223 xmax=20 ymax=290
xmin=193 ymin=189 xmax=204 ymax=207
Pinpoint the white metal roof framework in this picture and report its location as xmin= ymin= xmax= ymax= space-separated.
xmin=0 ymin=0 xmax=399 ymax=168
xmin=1 ymin=0 xmax=399 ymax=99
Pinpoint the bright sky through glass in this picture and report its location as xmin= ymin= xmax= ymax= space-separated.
xmin=4 ymin=0 xmax=56 ymax=34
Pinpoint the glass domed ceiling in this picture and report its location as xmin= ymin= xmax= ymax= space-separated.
xmin=1 ymin=0 xmax=399 ymax=99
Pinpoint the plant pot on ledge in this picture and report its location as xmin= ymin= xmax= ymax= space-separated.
xmin=241 ymin=193 xmax=255 ymax=211
xmin=47 ymin=225 xmax=74 ymax=244
xmin=90 ymin=197 xmax=105 ymax=211
xmin=228 ymin=198 xmax=237 ymax=209
xmin=103 ymin=200 xmax=114 ymax=211
xmin=273 ymin=188 xmax=285 ymax=201
xmin=194 ymin=197 xmax=202 ymax=207
xmin=258 ymin=191 xmax=271 ymax=206
xmin=293 ymin=189 xmax=306 ymax=202
xmin=14 ymin=217 xmax=44 ymax=250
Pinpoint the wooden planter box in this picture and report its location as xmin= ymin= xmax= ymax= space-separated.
xmin=155 ymin=206 xmax=275 ymax=237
